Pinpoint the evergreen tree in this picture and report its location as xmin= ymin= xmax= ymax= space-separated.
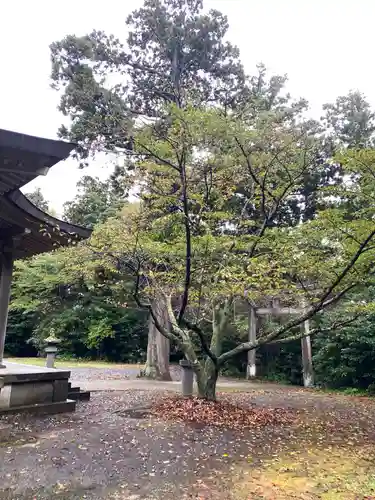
xmin=63 ymin=175 xmax=126 ymax=228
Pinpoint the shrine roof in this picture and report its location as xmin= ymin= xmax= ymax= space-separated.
xmin=0 ymin=129 xmax=91 ymax=258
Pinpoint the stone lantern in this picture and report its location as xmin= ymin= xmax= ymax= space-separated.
xmin=44 ymin=330 xmax=61 ymax=369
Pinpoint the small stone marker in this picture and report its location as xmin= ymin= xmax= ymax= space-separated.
xmin=179 ymin=359 xmax=194 ymax=397
xmin=45 ymin=331 xmax=61 ymax=369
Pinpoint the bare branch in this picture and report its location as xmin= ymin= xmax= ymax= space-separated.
xmin=177 ymin=150 xmax=192 ymax=324
xmin=218 ymin=228 xmax=375 ymax=364
xmin=314 ymin=228 xmax=375 ymax=310
xmin=135 ymin=139 xmax=181 ymax=172
xmin=235 ymin=136 xmax=276 ymax=204
xmin=270 ymin=313 xmax=361 ymax=344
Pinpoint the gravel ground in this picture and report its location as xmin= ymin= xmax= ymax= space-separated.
xmin=67 ymin=365 xmax=182 ymax=382
xmin=1 ymin=386 xmax=375 ymax=499
xmin=0 ymin=390 xmax=277 ymax=500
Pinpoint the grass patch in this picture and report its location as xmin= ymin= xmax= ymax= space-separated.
xmin=233 ymin=445 xmax=375 ymax=499
xmin=315 ymin=386 xmax=371 ymax=397
xmin=6 ymin=357 xmax=142 ymax=369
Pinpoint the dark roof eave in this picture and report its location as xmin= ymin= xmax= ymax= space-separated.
xmin=8 ymin=190 xmax=92 ymax=239
xmin=0 ymin=129 xmax=76 ymax=160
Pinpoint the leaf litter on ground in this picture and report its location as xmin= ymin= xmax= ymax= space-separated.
xmin=151 ymin=395 xmax=296 ymax=430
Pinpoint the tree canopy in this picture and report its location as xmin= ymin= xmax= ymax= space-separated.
xmin=82 ymin=104 xmax=375 ymax=399
xmin=63 ymin=175 xmax=126 ymax=228
xmin=5 ymin=0 xmax=375 ymax=401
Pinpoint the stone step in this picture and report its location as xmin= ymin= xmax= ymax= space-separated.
xmin=68 ymin=390 xmax=91 ymax=402
xmin=68 ymin=386 xmax=81 ymax=393
xmin=0 ymin=399 xmax=76 ymax=416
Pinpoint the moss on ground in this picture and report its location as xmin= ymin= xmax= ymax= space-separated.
xmin=6 ymin=357 xmax=142 ymax=369
xmin=233 ymin=445 xmax=375 ymax=499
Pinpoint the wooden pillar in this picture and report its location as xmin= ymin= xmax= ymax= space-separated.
xmin=0 ymin=242 xmax=14 ymax=368
xmin=301 ymin=316 xmax=314 ymax=387
xmin=246 ymin=306 xmax=257 ymax=379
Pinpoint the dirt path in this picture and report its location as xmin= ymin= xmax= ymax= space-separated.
xmin=67 ymin=365 xmax=181 ymax=383
xmin=72 ymin=377 xmax=281 ymax=393
xmin=68 ymin=364 xmax=285 ymax=392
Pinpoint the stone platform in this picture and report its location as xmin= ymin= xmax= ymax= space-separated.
xmin=0 ymin=361 xmax=76 ymax=415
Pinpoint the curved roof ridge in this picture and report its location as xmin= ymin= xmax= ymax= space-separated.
xmin=8 ymin=190 xmax=91 ymax=239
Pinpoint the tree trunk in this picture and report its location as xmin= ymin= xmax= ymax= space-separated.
xmin=246 ymin=306 xmax=257 ymax=379
xmin=301 ymin=317 xmax=314 ymax=387
xmin=156 ymin=326 xmax=171 ymax=381
xmin=142 ymin=320 xmax=158 ymax=379
xmin=196 ymin=358 xmax=219 ymax=401
xmin=141 ymin=297 xmax=172 ymax=381
xmin=194 ymin=300 xmax=232 ymax=401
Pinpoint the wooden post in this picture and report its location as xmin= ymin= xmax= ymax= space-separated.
xmin=0 ymin=242 xmax=14 ymax=368
xmin=246 ymin=306 xmax=257 ymax=379
xmin=255 ymin=300 xmax=314 ymax=387
xmin=301 ymin=316 xmax=314 ymax=387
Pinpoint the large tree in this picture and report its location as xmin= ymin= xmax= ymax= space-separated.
xmin=84 ymin=104 xmax=375 ymax=400
xmin=50 ymin=0 xmax=246 ymax=156
xmin=323 ymin=90 xmax=375 ymax=149
xmin=50 ymin=0 xmax=248 ymax=379
xmin=51 ymin=0 xmax=372 ymax=390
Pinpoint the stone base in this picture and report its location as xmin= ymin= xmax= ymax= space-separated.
xmin=68 ymin=383 xmax=91 ymax=402
xmin=0 ymin=361 xmax=75 ymax=415
xmin=68 ymin=390 xmax=91 ymax=402
xmin=0 ymin=399 xmax=76 ymax=416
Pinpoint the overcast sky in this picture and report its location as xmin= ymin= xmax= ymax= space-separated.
xmin=1 ymin=0 xmax=374 ymax=215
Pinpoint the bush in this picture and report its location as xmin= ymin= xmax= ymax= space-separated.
xmin=313 ymin=316 xmax=375 ymax=390
xmin=4 ymin=310 xmax=38 ymax=357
